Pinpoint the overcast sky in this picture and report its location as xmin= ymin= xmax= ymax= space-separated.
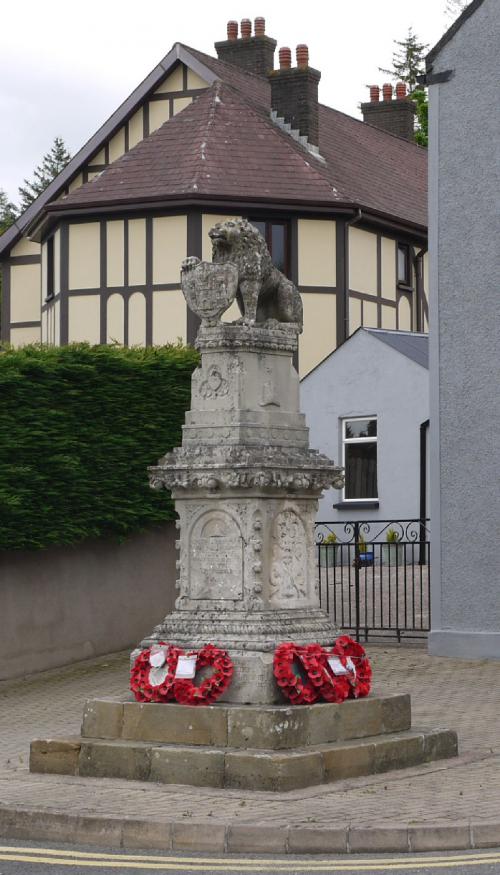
xmin=1 ymin=0 xmax=452 ymax=204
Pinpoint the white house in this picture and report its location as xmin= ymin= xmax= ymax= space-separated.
xmin=301 ymin=328 xmax=429 ymax=528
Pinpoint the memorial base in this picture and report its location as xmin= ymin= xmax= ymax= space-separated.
xmin=30 ymin=693 xmax=458 ymax=792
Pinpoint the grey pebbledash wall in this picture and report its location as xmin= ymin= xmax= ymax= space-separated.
xmin=300 ymin=329 xmax=429 ymax=525
xmin=0 ymin=523 xmax=177 ymax=680
xmin=428 ymin=0 xmax=500 ymax=658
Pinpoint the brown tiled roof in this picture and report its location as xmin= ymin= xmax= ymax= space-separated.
xmin=49 ymin=45 xmax=427 ymax=230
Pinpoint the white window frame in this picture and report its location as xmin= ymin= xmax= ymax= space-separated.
xmin=341 ymin=416 xmax=378 ymax=502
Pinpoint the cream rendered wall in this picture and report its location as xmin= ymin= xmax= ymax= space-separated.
xmin=297 ymin=219 xmax=336 ymax=286
xmin=187 ymin=69 xmax=208 ymax=89
xmin=128 ymin=293 xmax=146 ymax=346
xmin=68 ymin=296 xmax=100 ymax=343
xmin=41 ymin=310 xmax=48 ymax=343
xmin=106 ymin=293 xmax=124 ymax=344
xmin=128 ymin=109 xmax=144 ymax=149
xmin=381 ymin=307 xmax=397 ymax=329
xmin=93 ymin=148 xmax=105 ymax=164
xmin=68 ymin=223 xmax=100 ymax=290
xmin=152 ymin=216 xmax=187 ymax=284
xmin=172 ymin=97 xmax=192 ymax=115
xmin=106 ymin=221 xmax=125 ymax=287
xmin=381 ymin=237 xmax=396 ymax=300
xmin=11 ymin=238 xmax=40 ymax=257
xmin=349 ymin=298 xmax=362 ymax=335
xmin=68 ymin=174 xmax=83 ymax=193
xmin=54 ymin=300 xmax=60 ymax=346
xmin=152 ymin=289 xmax=186 ymax=345
xmin=155 ymin=65 xmax=184 ymax=93
xmin=149 ymin=101 xmax=170 ymax=133
xmin=128 ymin=220 xmax=146 ymax=286
xmin=54 ymin=230 xmax=61 ymax=295
xmin=398 ymin=296 xmax=412 ymax=331
xmin=299 ymin=293 xmax=337 ymax=378
xmin=363 ymin=300 xmax=378 ymax=328
xmin=108 ymin=128 xmax=126 ymax=162
xmin=349 ymin=227 xmax=377 ymax=295
xmin=10 ymin=264 xmax=41 ymax=323
xmin=10 ymin=326 xmax=40 ymax=345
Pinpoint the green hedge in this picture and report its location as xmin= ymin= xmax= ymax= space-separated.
xmin=0 ymin=343 xmax=199 ymax=550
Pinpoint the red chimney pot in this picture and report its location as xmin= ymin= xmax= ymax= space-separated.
xmin=382 ymin=82 xmax=393 ymax=101
xmin=240 ymin=18 xmax=251 ymax=39
xmin=296 ymin=44 xmax=309 ymax=69
xmin=227 ymin=20 xmax=238 ymax=40
xmin=369 ymin=85 xmax=380 ymax=103
xmin=395 ymin=81 xmax=407 ymax=99
xmin=254 ymin=16 xmax=265 ymax=36
xmin=279 ymin=46 xmax=292 ymax=69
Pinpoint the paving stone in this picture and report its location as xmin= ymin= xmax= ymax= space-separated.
xmin=225 ymin=749 xmax=324 ymax=791
xmin=227 ymin=705 xmax=309 ymax=750
xmin=122 ymin=701 xmax=227 ymax=746
xmin=349 ymin=825 xmax=409 ymax=852
xmin=81 ymin=700 xmax=124 ymax=739
xmin=380 ymin=693 xmax=411 ymax=733
xmin=29 ymin=738 xmax=80 ymax=775
xmin=288 ymin=826 xmax=348 ymax=853
xmin=172 ymin=821 xmax=226 ymax=851
xmin=226 ymin=824 xmax=287 ymax=853
xmin=408 ymin=823 xmax=471 ymax=851
xmin=121 ymin=818 xmax=173 ymax=850
xmin=150 ymin=746 xmax=224 ymax=787
xmin=78 ymin=740 xmax=151 ymax=781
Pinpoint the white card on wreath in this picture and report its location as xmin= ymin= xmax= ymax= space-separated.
xmin=328 ymin=656 xmax=348 ymax=676
xmin=149 ymin=647 xmax=167 ymax=668
xmin=175 ymin=655 xmax=197 ymax=679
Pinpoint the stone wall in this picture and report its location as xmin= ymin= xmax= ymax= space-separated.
xmin=0 ymin=523 xmax=176 ymax=680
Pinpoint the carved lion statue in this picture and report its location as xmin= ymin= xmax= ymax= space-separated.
xmin=182 ymin=219 xmax=303 ymax=331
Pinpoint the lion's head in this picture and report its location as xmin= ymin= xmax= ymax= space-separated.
xmin=209 ymin=218 xmax=270 ymax=270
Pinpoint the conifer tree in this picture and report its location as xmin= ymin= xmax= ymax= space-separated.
xmin=0 ymin=189 xmax=18 ymax=235
xmin=18 ymin=137 xmax=72 ymax=211
xmin=379 ymin=28 xmax=429 ymax=93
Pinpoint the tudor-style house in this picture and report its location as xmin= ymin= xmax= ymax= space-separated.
xmin=0 ymin=18 xmax=428 ymax=377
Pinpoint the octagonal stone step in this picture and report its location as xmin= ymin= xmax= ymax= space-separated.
xmin=81 ymin=693 xmax=411 ymax=750
xmin=30 ymin=727 xmax=458 ymax=792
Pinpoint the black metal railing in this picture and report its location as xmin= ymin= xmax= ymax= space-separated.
xmin=315 ymin=519 xmax=430 ymax=642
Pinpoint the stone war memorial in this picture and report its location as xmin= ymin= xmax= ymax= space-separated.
xmin=30 ymin=221 xmax=457 ymax=791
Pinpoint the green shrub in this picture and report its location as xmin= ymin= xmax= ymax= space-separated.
xmin=0 ymin=343 xmax=199 ymax=550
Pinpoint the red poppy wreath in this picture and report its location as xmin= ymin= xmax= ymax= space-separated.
xmin=273 ymin=637 xmax=372 ymax=705
xmin=130 ymin=643 xmax=233 ymax=705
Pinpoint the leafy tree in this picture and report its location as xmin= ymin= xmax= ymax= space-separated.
xmin=18 ymin=137 xmax=71 ymax=211
xmin=0 ymin=189 xmax=18 ymax=235
xmin=379 ymin=28 xmax=429 ymax=94
xmin=412 ymin=90 xmax=428 ymax=147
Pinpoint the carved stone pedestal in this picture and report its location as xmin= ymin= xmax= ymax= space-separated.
xmin=138 ymin=322 xmax=343 ymax=703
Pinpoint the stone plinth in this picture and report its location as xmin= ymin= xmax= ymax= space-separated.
xmin=139 ymin=322 xmax=343 ymax=703
xmin=30 ymin=693 xmax=458 ymax=791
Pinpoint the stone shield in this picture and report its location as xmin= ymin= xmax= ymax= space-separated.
xmin=181 ymin=261 xmax=238 ymax=325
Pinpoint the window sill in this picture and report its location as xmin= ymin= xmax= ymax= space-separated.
xmin=332 ymin=501 xmax=379 ymax=510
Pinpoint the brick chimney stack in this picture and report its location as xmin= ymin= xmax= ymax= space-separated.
xmin=215 ymin=17 xmax=277 ymax=77
xmin=361 ymin=82 xmax=416 ymax=142
xmin=269 ymin=44 xmax=321 ymax=146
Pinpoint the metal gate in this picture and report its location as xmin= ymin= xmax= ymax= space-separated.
xmin=315 ymin=519 xmax=430 ymax=641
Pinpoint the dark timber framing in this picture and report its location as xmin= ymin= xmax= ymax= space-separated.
xmin=186 ymin=211 xmax=202 ymax=344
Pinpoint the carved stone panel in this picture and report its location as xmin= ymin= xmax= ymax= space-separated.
xmin=189 ymin=511 xmax=244 ymax=600
xmin=270 ymin=508 xmax=308 ymax=604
